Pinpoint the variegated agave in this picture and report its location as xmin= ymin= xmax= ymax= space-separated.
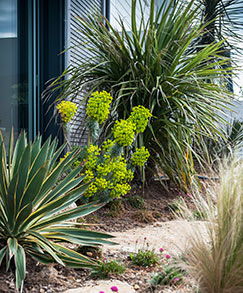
xmin=0 ymin=130 xmax=114 ymax=289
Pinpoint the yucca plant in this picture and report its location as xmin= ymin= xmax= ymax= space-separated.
xmin=0 ymin=130 xmax=115 ymax=289
xmin=182 ymin=159 xmax=243 ymax=292
xmin=50 ymin=0 xmax=233 ymax=187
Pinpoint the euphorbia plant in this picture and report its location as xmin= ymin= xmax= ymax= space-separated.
xmin=0 ymin=130 xmax=115 ymax=289
xmin=56 ymin=91 xmax=152 ymax=202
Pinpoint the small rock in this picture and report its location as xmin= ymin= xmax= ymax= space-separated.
xmin=134 ymin=284 xmax=140 ymax=290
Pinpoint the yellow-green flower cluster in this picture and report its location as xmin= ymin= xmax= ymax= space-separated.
xmin=60 ymin=151 xmax=71 ymax=162
xmin=131 ymin=146 xmax=150 ymax=167
xmin=84 ymin=144 xmax=133 ymax=198
xmin=128 ymin=106 xmax=152 ymax=133
xmin=110 ymin=183 xmax=131 ymax=197
xmin=102 ymin=139 xmax=115 ymax=152
xmin=56 ymin=101 xmax=77 ymax=124
xmin=86 ymin=145 xmax=100 ymax=169
xmin=60 ymin=151 xmax=81 ymax=167
xmin=86 ymin=90 xmax=113 ymax=124
xmin=112 ymin=119 xmax=135 ymax=146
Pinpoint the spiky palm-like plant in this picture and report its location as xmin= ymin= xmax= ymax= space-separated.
xmin=198 ymin=0 xmax=243 ymax=54
xmin=0 ymin=130 xmax=114 ymax=289
xmin=50 ymin=0 xmax=233 ymax=186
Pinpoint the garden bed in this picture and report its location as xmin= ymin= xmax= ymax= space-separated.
xmin=0 ymin=182 xmax=196 ymax=293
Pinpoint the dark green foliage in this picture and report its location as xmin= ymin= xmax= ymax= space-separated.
xmin=76 ymin=246 xmax=103 ymax=259
xmin=198 ymin=0 xmax=243 ymax=56
xmin=199 ymin=119 xmax=243 ymax=164
xmin=91 ymin=259 xmax=125 ymax=278
xmin=127 ymin=195 xmax=145 ymax=209
xmin=130 ymin=249 xmax=160 ymax=267
xmin=150 ymin=264 xmax=184 ymax=286
xmin=105 ymin=199 xmax=125 ymax=217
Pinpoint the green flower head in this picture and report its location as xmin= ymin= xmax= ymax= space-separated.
xmin=56 ymin=101 xmax=77 ymax=124
xmin=112 ymin=119 xmax=135 ymax=146
xmin=86 ymin=90 xmax=113 ymax=124
xmin=131 ymin=146 xmax=150 ymax=167
xmin=128 ymin=106 xmax=152 ymax=133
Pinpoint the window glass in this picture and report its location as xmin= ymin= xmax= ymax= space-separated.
xmin=0 ymin=0 xmax=29 ymax=145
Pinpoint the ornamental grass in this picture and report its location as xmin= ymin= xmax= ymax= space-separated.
xmin=183 ymin=159 xmax=243 ymax=293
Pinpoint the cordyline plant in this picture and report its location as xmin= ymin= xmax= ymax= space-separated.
xmin=0 ymin=130 xmax=115 ymax=289
xmin=50 ymin=0 xmax=233 ymax=187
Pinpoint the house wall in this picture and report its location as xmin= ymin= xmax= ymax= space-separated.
xmin=66 ymin=0 xmax=104 ymax=146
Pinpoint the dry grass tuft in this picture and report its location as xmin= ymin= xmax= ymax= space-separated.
xmin=182 ymin=159 xmax=243 ymax=293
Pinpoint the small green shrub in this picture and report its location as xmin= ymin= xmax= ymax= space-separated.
xmin=76 ymin=246 xmax=102 ymax=259
xmin=130 ymin=249 xmax=160 ymax=267
xmin=133 ymin=209 xmax=155 ymax=223
xmin=105 ymin=199 xmax=125 ymax=217
xmin=150 ymin=265 xmax=184 ymax=286
xmin=127 ymin=195 xmax=145 ymax=209
xmin=91 ymin=259 xmax=125 ymax=278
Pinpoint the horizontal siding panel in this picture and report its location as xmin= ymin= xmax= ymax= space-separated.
xmin=68 ymin=0 xmax=103 ymax=145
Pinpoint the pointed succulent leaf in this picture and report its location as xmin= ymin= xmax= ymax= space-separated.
xmin=32 ymin=202 xmax=103 ymax=230
xmin=8 ymin=128 xmax=14 ymax=181
xmin=19 ymin=164 xmax=47 ymax=210
xmin=38 ymin=165 xmax=84 ymax=207
xmin=13 ymin=203 xmax=33 ymax=234
xmin=15 ymin=143 xmax=32 ymax=213
xmin=48 ymin=144 xmax=66 ymax=171
xmin=14 ymin=245 xmax=26 ymax=289
xmin=29 ymin=136 xmax=51 ymax=179
xmin=11 ymin=132 xmax=27 ymax=177
xmin=7 ymin=238 xmax=18 ymax=259
xmin=30 ymin=135 xmax=42 ymax=165
xmin=0 ymin=246 xmax=7 ymax=267
xmin=53 ymin=243 xmax=97 ymax=266
xmin=0 ymin=143 xmax=8 ymax=202
xmin=6 ymin=172 xmax=19 ymax=230
xmin=29 ymin=231 xmax=64 ymax=266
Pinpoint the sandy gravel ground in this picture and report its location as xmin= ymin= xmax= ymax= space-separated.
xmin=103 ymin=220 xmax=207 ymax=256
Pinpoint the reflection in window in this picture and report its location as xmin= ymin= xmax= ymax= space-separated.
xmin=0 ymin=0 xmax=17 ymax=38
xmin=0 ymin=0 xmax=29 ymax=146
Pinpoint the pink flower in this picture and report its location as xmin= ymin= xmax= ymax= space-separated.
xmin=179 ymin=192 xmax=182 ymax=195
xmin=186 ymin=193 xmax=191 ymax=198
xmin=165 ymin=254 xmax=171 ymax=259
xmin=110 ymin=286 xmax=118 ymax=292
xmin=159 ymin=248 xmax=164 ymax=253
xmin=99 ymin=291 xmax=105 ymax=293
xmin=173 ymin=277 xmax=180 ymax=283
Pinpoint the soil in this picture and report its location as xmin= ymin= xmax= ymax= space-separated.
xmin=0 ymin=181 xmax=197 ymax=293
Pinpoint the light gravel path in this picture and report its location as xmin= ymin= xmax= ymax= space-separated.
xmin=65 ymin=220 xmax=206 ymax=293
xmin=103 ymin=220 xmax=207 ymax=256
